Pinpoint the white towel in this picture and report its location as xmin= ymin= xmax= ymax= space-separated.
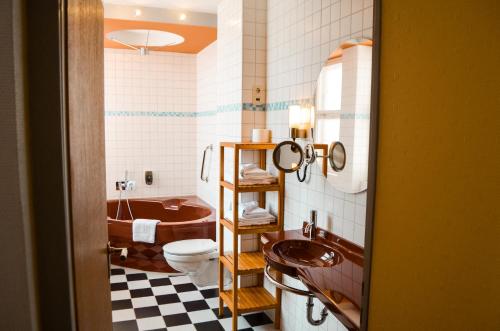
xmin=239 ymin=177 xmax=277 ymax=185
xmin=241 ymin=207 xmax=273 ymax=219
xmin=240 ymin=201 xmax=259 ymax=216
xmin=132 ymin=219 xmax=160 ymax=244
xmin=240 ymin=164 xmax=258 ymax=177
xmin=240 ymin=164 xmax=273 ymax=177
xmin=239 ymin=215 xmax=276 ymax=225
xmin=244 ymin=169 xmax=273 ymax=178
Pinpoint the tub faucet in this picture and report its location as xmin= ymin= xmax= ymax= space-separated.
xmin=305 ymin=210 xmax=317 ymax=240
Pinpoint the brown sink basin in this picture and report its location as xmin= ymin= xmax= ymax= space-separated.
xmin=261 ymin=227 xmax=363 ymax=331
xmin=265 ymin=239 xmax=342 ymax=277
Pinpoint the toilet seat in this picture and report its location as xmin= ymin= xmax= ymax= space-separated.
xmin=163 ymin=239 xmax=218 ymax=263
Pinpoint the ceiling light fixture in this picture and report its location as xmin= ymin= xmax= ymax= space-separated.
xmin=106 ymin=29 xmax=185 ymax=56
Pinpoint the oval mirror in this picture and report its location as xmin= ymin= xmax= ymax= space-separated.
xmin=329 ymin=142 xmax=346 ymax=171
xmin=272 ymin=141 xmax=304 ymax=173
xmin=314 ymin=38 xmax=373 ymax=193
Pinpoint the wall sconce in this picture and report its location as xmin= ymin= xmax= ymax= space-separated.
xmin=271 ymin=105 xmax=317 ymax=183
xmin=289 ymin=105 xmax=314 ymax=140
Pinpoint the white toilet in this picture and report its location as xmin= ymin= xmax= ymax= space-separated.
xmin=163 ymin=239 xmax=219 ymax=287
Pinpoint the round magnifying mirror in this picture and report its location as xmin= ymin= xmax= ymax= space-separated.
xmin=272 ymin=141 xmax=304 ymax=173
xmin=329 ymin=141 xmax=346 ymax=172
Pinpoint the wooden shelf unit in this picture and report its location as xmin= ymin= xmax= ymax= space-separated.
xmin=220 ymin=251 xmax=267 ymax=275
xmin=220 ymin=287 xmax=277 ymax=314
xmin=218 ymin=142 xmax=285 ymax=331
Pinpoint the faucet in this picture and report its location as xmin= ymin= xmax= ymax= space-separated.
xmin=305 ymin=210 xmax=317 ymax=240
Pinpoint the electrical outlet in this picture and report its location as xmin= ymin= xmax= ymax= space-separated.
xmin=252 ymin=85 xmax=265 ymax=106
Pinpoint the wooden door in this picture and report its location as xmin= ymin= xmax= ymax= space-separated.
xmin=66 ymin=0 xmax=112 ymax=330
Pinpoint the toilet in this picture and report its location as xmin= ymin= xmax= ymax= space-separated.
xmin=163 ymin=239 xmax=219 ymax=287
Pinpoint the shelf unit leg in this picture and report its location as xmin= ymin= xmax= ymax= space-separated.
xmin=257 ymin=149 xmax=266 ymax=287
xmin=232 ymin=146 xmax=240 ymax=331
xmin=219 ymin=146 xmax=225 ymax=317
xmin=218 ymin=223 xmax=224 ymax=317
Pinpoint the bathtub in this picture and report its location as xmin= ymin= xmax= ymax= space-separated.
xmin=107 ymin=196 xmax=216 ymax=273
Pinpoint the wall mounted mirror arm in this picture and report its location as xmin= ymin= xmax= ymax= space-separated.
xmin=296 ymin=144 xmax=316 ymax=182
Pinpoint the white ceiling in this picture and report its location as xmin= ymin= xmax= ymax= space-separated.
xmin=102 ymin=0 xmax=221 ymax=14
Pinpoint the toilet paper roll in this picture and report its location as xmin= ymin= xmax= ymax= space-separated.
xmin=252 ymin=129 xmax=271 ymax=143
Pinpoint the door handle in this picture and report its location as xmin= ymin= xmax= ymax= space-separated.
xmin=107 ymin=241 xmax=128 ymax=278
xmin=108 ymin=242 xmax=128 ymax=261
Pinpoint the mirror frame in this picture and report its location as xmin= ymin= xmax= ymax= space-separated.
xmin=272 ymin=140 xmax=304 ymax=173
xmin=329 ymin=141 xmax=347 ymax=172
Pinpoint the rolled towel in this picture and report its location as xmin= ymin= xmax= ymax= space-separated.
xmin=132 ymin=219 xmax=160 ymax=244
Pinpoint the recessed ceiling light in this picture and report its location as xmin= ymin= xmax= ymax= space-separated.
xmin=179 ymin=13 xmax=187 ymax=21
xmin=134 ymin=9 xmax=142 ymax=17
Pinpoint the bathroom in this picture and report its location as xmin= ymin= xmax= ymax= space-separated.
xmin=4 ymin=0 xmax=498 ymax=331
xmin=103 ymin=1 xmax=372 ymax=330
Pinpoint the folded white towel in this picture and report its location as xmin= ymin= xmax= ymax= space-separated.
xmin=132 ymin=219 xmax=160 ymax=244
xmin=240 ymin=201 xmax=259 ymax=216
xmin=239 ymin=177 xmax=277 ymax=185
xmin=245 ymin=170 xmax=271 ymax=178
xmin=241 ymin=207 xmax=272 ymax=219
xmin=239 ymin=216 xmax=276 ymax=225
xmin=240 ymin=164 xmax=258 ymax=177
xmin=240 ymin=164 xmax=274 ymax=177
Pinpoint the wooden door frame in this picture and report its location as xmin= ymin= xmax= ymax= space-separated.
xmin=25 ymin=0 xmax=110 ymax=330
xmin=25 ymin=0 xmax=76 ymax=329
xmin=361 ymin=0 xmax=382 ymax=329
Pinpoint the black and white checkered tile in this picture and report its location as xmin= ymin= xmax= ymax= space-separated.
xmin=110 ymin=265 xmax=275 ymax=331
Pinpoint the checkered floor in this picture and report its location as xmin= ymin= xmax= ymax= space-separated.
xmin=110 ymin=265 xmax=275 ymax=331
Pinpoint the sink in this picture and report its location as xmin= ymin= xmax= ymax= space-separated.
xmin=261 ymin=228 xmax=363 ymax=331
xmin=264 ymin=239 xmax=342 ymax=277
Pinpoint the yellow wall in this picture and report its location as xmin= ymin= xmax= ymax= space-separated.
xmin=368 ymin=1 xmax=500 ymax=330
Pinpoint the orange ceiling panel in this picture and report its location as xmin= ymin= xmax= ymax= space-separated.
xmin=104 ymin=18 xmax=217 ymax=54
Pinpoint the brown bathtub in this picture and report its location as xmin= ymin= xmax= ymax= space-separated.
xmin=107 ymin=196 xmax=216 ymax=273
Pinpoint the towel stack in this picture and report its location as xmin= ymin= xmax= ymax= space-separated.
xmin=239 ymin=164 xmax=277 ymax=185
xmin=238 ymin=201 xmax=276 ymax=226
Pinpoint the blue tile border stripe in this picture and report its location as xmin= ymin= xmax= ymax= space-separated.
xmin=105 ymin=111 xmax=199 ymax=117
xmin=104 ymin=98 xmax=368 ymax=120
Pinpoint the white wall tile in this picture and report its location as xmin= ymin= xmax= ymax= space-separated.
xmin=104 ymin=49 xmax=197 ymax=199
xmin=265 ymin=0 xmax=373 ymax=329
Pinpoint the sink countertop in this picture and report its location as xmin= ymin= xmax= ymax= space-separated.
xmin=261 ymin=226 xmax=364 ymax=331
